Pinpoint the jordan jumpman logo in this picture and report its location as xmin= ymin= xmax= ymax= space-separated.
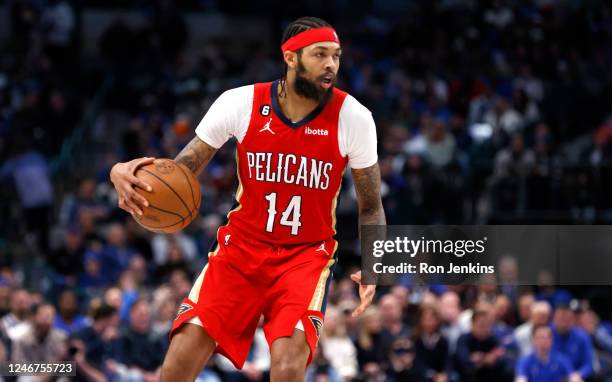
xmin=259 ymin=118 xmax=275 ymax=134
xmin=316 ymin=242 xmax=329 ymax=256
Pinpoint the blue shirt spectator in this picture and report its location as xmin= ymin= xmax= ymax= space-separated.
xmin=53 ymin=290 xmax=89 ymax=336
xmin=551 ymin=306 xmax=595 ymax=379
xmin=515 ymin=324 xmax=573 ymax=382
xmin=516 ymin=352 xmax=573 ymax=382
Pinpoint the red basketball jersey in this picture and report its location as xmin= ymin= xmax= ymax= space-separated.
xmin=226 ymin=80 xmax=349 ymax=245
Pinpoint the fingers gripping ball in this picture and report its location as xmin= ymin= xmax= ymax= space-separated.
xmin=133 ymin=159 xmax=201 ymax=233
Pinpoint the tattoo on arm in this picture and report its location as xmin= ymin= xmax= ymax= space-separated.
xmin=175 ymin=136 xmax=218 ymax=175
xmin=352 ymin=163 xmax=386 ymax=227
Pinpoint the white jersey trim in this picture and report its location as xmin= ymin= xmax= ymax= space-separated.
xmin=195 ymin=85 xmax=254 ymax=148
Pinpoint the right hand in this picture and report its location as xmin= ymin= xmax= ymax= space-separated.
xmin=110 ymin=157 xmax=155 ymax=216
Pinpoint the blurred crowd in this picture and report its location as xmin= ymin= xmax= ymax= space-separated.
xmin=1 ymin=0 xmax=612 ymax=381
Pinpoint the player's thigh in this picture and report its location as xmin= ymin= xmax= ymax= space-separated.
xmin=161 ymin=322 xmax=216 ymax=381
xmin=270 ymin=329 xmax=310 ymax=373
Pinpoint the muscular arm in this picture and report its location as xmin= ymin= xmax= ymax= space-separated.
xmin=174 ymin=136 xmax=219 ymax=175
xmin=349 ymin=162 xmax=385 ymax=315
xmin=352 ymin=163 xmax=386 ymax=227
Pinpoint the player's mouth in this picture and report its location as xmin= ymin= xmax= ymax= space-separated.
xmin=320 ymin=74 xmax=335 ymax=89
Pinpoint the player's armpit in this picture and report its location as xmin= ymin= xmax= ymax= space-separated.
xmin=351 ymin=163 xmax=386 ymax=226
xmin=175 ymin=136 xmax=218 ymax=175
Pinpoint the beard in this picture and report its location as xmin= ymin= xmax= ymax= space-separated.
xmin=293 ymin=60 xmax=334 ymax=104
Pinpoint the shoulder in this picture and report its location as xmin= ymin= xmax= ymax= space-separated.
xmin=573 ymin=327 xmax=592 ymax=343
xmin=218 ymin=84 xmax=255 ymax=102
xmin=340 ymin=93 xmax=373 ymax=121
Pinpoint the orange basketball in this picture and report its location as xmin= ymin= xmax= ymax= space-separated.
xmin=133 ymin=159 xmax=201 ymax=233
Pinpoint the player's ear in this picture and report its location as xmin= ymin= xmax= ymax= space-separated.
xmin=283 ymin=51 xmax=298 ymax=70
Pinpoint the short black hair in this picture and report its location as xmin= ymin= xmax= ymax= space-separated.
xmin=472 ymin=309 xmax=489 ymax=323
xmin=92 ymin=303 xmax=117 ymax=321
xmin=279 ymin=17 xmax=333 ymax=97
xmin=281 ymin=17 xmax=332 ymax=46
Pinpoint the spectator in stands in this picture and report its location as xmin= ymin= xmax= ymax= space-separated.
xmin=108 ymin=299 xmax=163 ymax=381
xmin=424 ymin=117 xmax=457 ymax=169
xmin=59 ymin=177 xmax=109 ymax=229
xmin=79 ymin=250 xmax=112 ymax=291
xmin=551 ymin=304 xmax=595 ymax=381
xmin=53 ymin=289 xmax=88 ymax=336
xmin=456 ymin=309 xmax=506 ymax=382
xmin=48 ymin=228 xmax=85 ymax=289
xmin=515 ymin=325 xmax=573 ymax=382
xmin=127 ymin=254 xmax=150 ymax=287
xmin=517 ymin=293 xmax=535 ymax=325
xmin=379 ymin=294 xmax=410 ymax=339
xmin=71 ymin=303 xmax=118 ymax=382
xmin=515 ymin=301 xmax=552 ymax=357
xmin=151 ymin=287 xmax=176 ymax=340
xmin=354 ymin=306 xmax=390 ymax=371
xmin=536 ymin=271 xmax=573 ymax=310
xmin=101 ymin=223 xmax=137 ymax=283
xmin=413 ymin=304 xmax=451 ymax=382
xmin=11 ymin=303 xmax=67 ymax=362
xmin=498 ymin=256 xmax=520 ymax=304
xmin=154 ymin=243 xmax=193 ymax=282
xmin=320 ymin=305 xmax=358 ymax=380
xmin=1 ymin=288 xmax=32 ymax=342
xmin=389 ymin=286 xmax=410 ymax=326
xmin=484 ymin=97 xmax=524 ymax=136
xmin=167 ymin=269 xmax=192 ymax=300
xmin=492 ymin=295 xmax=515 ymax=345
xmin=152 ymin=231 xmax=198 ymax=267
xmin=0 ymin=141 xmax=54 ymax=251
xmin=386 ymin=335 xmax=419 ymax=382
xmin=439 ymin=291 xmax=464 ymax=355
xmin=578 ymin=308 xmax=612 ymax=380
xmin=492 ymin=134 xmax=535 ymax=183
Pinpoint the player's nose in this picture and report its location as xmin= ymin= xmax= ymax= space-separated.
xmin=324 ymin=56 xmax=338 ymax=72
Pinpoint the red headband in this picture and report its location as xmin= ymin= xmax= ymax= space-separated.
xmin=281 ymin=27 xmax=340 ymax=54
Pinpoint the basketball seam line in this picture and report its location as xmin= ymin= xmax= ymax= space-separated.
xmin=140 ymin=219 xmax=184 ymax=230
xmin=141 ymin=168 xmax=193 ymax=222
xmin=143 ymin=204 xmax=185 ymax=228
xmin=175 ymin=163 xmax=197 ymax=212
xmin=135 ymin=217 xmax=183 ymax=230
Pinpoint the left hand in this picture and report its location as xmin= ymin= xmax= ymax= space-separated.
xmin=350 ymin=271 xmax=376 ymax=317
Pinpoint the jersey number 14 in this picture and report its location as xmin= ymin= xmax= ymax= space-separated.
xmin=264 ymin=192 xmax=302 ymax=235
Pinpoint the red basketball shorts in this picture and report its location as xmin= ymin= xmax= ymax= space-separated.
xmin=170 ymin=225 xmax=337 ymax=369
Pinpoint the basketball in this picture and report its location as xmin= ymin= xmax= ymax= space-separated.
xmin=132 ymin=159 xmax=201 ymax=233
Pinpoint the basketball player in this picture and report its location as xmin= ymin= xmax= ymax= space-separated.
xmin=110 ymin=17 xmax=385 ymax=381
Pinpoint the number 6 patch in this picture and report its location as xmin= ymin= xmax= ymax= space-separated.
xmin=260 ymin=104 xmax=271 ymax=116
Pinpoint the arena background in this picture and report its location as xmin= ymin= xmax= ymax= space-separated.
xmin=0 ymin=0 xmax=611 ymax=381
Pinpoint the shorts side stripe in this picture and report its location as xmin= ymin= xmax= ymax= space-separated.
xmin=188 ymin=264 xmax=208 ymax=304
xmin=308 ymin=241 xmax=338 ymax=311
